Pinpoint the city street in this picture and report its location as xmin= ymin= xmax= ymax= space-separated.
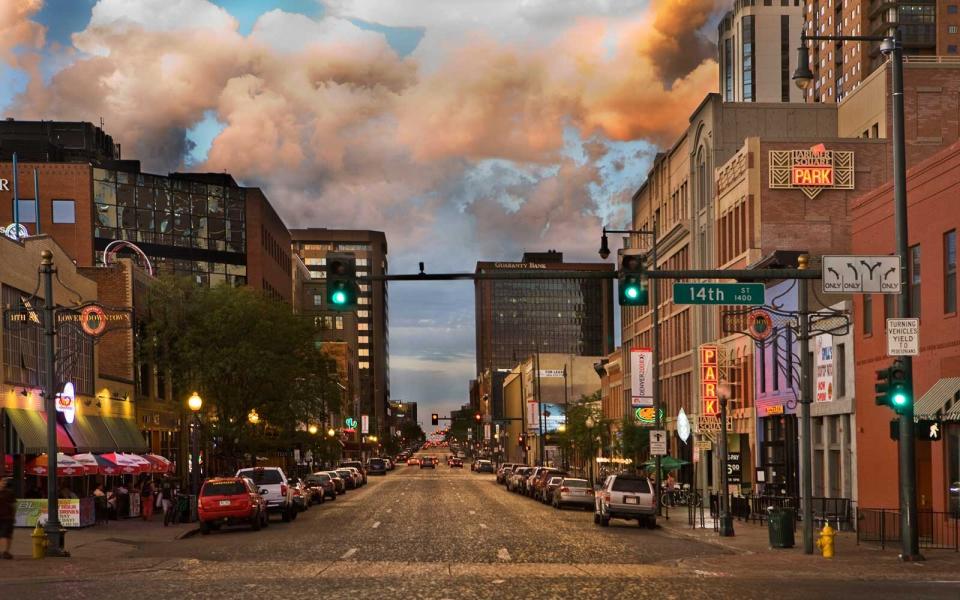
xmin=1 ymin=451 xmax=958 ymax=599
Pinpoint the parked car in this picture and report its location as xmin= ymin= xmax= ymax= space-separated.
xmin=339 ymin=461 xmax=368 ymax=484
xmin=344 ymin=467 xmax=365 ymax=487
xmin=420 ymin=457 xmax=436 ymax=469
xmin=198 ymin=477 xmax=268 ymax=534
xmin=496 ymin=463 xmax=515 ymax=484
xmin=523 ymin=467 xmax=547 ymax=497
xmin=542 ymin=476 xmax=564 ymax=504
xmin=287 ymin=477 xmax=309 ymax=513
xmin=336 ymin=469 xmax=359 ymax=490
xmin=449 ymin=457 xmax=463 ymax=468
xmin=532 ymin=469 xmax=567 ymax=501
xmin=407 ymin=457 xmax=420 ymax=466
xmin=508 ymin=467 xmax=533 ymax=493
xmin=367 ymin=458 xmax=388 ymax=476
xmin=594 ymin=473 xmax=657 ymax=528
xmin=305 ymin=473 xmax=335 ymax=501
xmin=236 ymin=466 xmax=295 ymax=522
xmin=324 ymin=471 xmax=346 ymax=495
xmin=552 ymin=478 xmax=594 ymax=510
xmin=385 ymin=458 xmax=394 ymax=471
xmin=475 ymin=459 xmax=495 ymax=474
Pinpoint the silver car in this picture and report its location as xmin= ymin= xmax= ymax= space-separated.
xmin=594 ymin=473 xmax=657 ymax=528
xmin=552 ymin=477 xmax=594 ymax=510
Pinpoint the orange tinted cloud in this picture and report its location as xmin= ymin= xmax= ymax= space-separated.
xmin=0 ymin=0 xmax=45 ymax=67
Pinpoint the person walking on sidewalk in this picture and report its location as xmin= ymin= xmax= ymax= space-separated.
xmin=0 ymin=477 xmax=15 ymax=559
xmin=141 ymin=478 xmax=155 ymax=521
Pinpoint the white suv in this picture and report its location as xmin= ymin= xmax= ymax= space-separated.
xmin=594 ymin=473 xmax=657 ymax=529
xmin=236 ymin=467 xmax=295 ymax=523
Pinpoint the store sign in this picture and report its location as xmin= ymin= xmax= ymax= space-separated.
xmin=56 ymin=382 xmax=76 ymax=424
xmin=815 ymin=334 xmax=834 ymax=402
xmin=361 ymin=414 xmax=369 ymax=434
xmin=727 ymin=452 xmax=742 ymax=484
xmin=15 ymin=498 xmax=95 ymax=528
xmin=538 ymin=369 xmax=565 ymax=378
xmin=630 ymin=348 xmax=654 ymax=407
xmin=768 ymin=145 xmax=855 ymax=199
xmin=700 ymin=345 xmax=720 ymax=416
xmin=766 ymin=404 xmax=785 ymax=416
xmin=0 ymin=178 xmax=9 ymax=191
xmin=634 ymin=406 xmax=664 ymax=426
xmin=344 ymin=417 xmax=357 ymax=432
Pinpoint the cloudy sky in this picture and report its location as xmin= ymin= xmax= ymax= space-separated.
xmin=2 ymin=0 xmax=721 ymax=425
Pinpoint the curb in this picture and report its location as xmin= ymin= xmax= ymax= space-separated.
xmin=658 ymin=523 xmax=756 ymax=555
xmin=176 ymin=527 xmax=201 ymax=540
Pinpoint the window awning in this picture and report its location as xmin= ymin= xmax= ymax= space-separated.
xmin=101 ymin=416 xmax=147 ymax=452
xmin=65 ymin=412 xmax=120 ymax=453
xmin=4 ymin=408 xmax=75 ymax=454
xmin=915 ymin=378 xmax=960 ymax=420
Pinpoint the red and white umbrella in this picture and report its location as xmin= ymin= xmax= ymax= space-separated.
xmin=25 ymin=453 xmax=86 ymax=477
xmin=71 ymin=453 xmax=122 ymax=475
xmin=99 ymin=453 xmax=148 ymax=474
xmin=126 ymin=454 xmax=153 ymax=473
xmin=142 ymin=454 xmax=174 ymax=474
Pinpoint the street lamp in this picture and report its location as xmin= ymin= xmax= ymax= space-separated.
xmin=585 ymin=416 xmax=596 ymax=486
xmin=308 ymin=424 xmax=318 ymax=435
xmin=327 ymin=428 xmax=336 ymax=438
xmin=793 ymin=27 xmax=920 ymax=561
xmin=716 ymin=382 xmax=734 ymax=538
xmin=188 ymin=392 xmax=202 ymax=495
xmin=247 ymin=409 xmax=260 ymax=425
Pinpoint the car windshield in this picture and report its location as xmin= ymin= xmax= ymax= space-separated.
xmin=611 ymin=477 xmax=651 ymax=493
xmin=307 ymin=475 xmax=329 ymax=483
xmin=563 ymin=479 xmax=589 ymax=488
xmin=548 ymin=477 xmax=563 ymax=484
xmin=369 ymin=459 xmax=385 ymax=467
xmin=202 ymin=481 xmax=246 ymax=496
xmin=238 ymin=469 xmax=283 ymax=485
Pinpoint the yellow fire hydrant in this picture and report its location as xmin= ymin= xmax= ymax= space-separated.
xmin=815 ymin=523 xmax=836 ymax=558
xmin=31 ymin=522 xmax=48 ymax=559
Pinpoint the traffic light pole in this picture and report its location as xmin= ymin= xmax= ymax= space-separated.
xmin=798 ymin=260 xmax=814 ymax=554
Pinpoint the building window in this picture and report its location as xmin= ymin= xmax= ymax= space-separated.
xmin=742 ymin=15 xmax=755 ymax=101
xmin=358 ymin=348 xmax=369 ymax=357
xmin=724 ymin=38 xmax=734 ymax=101
xmin=836 ymin=343 xmax=846 ymax=397
xmin=52 ymin=200 xmax=75 ymax=224
xmin=359 ymin=361 xmax=370 ymax=370
xmin=358 ymin=297 xmax=369 ymax=305
xmin=863 ymin=294 xmax=873 ymax=335
xmin=313 ymin=294 xmax=323 ymax=306
xmin=946 ymin=230 xmax=957 ymax=313
xmin=950 ymin=26 xmax=959 ymax=34
xmin=950 ymin=4 xmax=959 ymax=13
xmin=305 ymin=258 xmax=323 ymax=266
xmin=356 ymin=258 xmax=368 ymax=266
xmin=335 ymin=316 xmax=344 ymax=330
xmin=951 ymin=45 xmax=959 ymax=54
xmin=324 ymin=316 xmax=333 ymax=330
xmin=781 ymin=15 xmax=791 ymax=102
xmin=910 ymin=244 xmax=921 ymax=318
xmin=15 ymin=199 xmax=36 ymax=223
xmin=357 ymin=310 xmax=369 ymax=318
xmin=359 ymin=336 xmax=369 ymax=344
xmin=358 ymin=323 xmax=369 ymax=331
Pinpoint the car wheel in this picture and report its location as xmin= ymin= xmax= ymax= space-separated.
xmin=646 ymin=517 xmax=657 ymax=530
xmin=329 ymin=494 xmax=336 ymax=501
xmin=291 ymin=507 xmax=299 ymax=520
xmin=282 ymin=507 xmax=292 ymax=523
xmin=593 ymin=512 xmax=600 ymax=525
xmin=262 ymin=511 xmax=269 ymax=528
xmin=251 ymin=511 xmax=262 ymax=531
xmin=199 ymin=521 xmax=211 ymax=535
xmin=600 ymin=513 xmax=610 ymax=527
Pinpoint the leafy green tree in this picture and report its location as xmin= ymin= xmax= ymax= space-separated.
xmin=618 ymin=416 xmax=649 ymax=467
xmin=400 ymin=420 xmax=426 ymax=442
xmin=557 ymin=390 xmax=606 ymax=474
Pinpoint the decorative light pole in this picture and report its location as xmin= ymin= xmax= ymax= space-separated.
xmin=717 ymin=382 xmax=734 ymax=537
xmin=793 ymin=27 xmax=920 ymax=561
xmin=585 ymin=415 xmax=596 ymax=486
xmin=187 ymin=392 xmax=202 ymax=495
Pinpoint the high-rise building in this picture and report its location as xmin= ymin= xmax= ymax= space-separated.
xmin=802 ymin=0 xmax=944 ymax=103
xmin=717 ymin=0 xmax=806 ymax=102
xmin=474 ymin=250 xmax=614 ymax=419
xmin=0 ymin=120 xmax=293 ymax=302
xmin=290 ymin=229 xmax=389 ymax=439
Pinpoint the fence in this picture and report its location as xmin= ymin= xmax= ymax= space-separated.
xmin=708 ymin=494 xmax=853 ymax=530
xmin=857 ymin=508 xmax=960 ymax=551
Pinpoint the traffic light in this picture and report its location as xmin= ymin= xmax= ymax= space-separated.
xmin=325 ymin=253 xmax=359 ymax=310
xmin=474 ymin=412 xmax=482 ymax=422
xmin=618 ymin=249 xmax=648 ymax=306
xmin=431 ymin=413 xmax=439 ymax=426
xmin=875 ymin=358 xmax=911 ymax=414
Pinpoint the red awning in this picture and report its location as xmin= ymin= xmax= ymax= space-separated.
xmin=39 ymin=412 xmax=77 ymax=454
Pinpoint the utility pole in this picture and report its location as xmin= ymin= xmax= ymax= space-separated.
xmin=41 ymin=250 xmax=69 ymax=557
xmin=650 ymin=215 xmax=662 ymax=513
xmin=798 ymin=255 xmax=814 ymax=554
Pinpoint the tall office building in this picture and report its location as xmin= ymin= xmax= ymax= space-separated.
xmin=802 ymin=0 xmax=944 ymax=103
xmin=717 ymin=0 xmax=806 ymax=103
xmin=474 ymin=251 xmax=614 ymax=418
xmin=290 ymin=229 xmax=389 ymax=438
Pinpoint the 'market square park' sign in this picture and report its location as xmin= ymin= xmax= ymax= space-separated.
xmin=768 ymin=144 xmax=855 ymax=199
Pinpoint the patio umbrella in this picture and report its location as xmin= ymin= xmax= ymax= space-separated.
xmin=642 ymin=456 xmax=690 ymax=471
xmin=126 ymin=454 xmax=154 ymax=473
xmin=100 ymin=452 xmax=147 ymax=475
xmin=72 ymin=452 xmax=122 ymax=476
xmin=26 ymin=453 xmax=86 ymax=477
xmin=142 ymin=454 xmax=174 ymax=474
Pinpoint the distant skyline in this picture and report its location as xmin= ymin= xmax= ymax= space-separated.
xmin=1 ymin=0 xmax=723 ymax=420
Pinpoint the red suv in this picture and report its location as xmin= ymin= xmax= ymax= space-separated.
xmin=198 ymin=477 xmax=268 ymax=534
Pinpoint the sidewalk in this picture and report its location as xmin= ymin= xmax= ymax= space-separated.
xmin=6 ymin=517 xmax=194 ymax=561
xmin=659 ymin=511 xmax=960 ymax=581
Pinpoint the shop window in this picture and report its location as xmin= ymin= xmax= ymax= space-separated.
xmin=945 ymin=230 xmax=956 ymax=314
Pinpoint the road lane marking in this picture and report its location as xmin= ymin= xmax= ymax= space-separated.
xmin=340 ymin=548 xmax=357 ymax=559
xmin=479 ymin=523 xmax=488 ymax=529
xmin=469 ymin=510 xmax=475 ymax=515
xmin=372 ymin=521 xmax=381 ymax=529
xmin=386 ymin=508 xmax=393 ymax=513
xmin=497 ymin=548 xmax=511 ymax=561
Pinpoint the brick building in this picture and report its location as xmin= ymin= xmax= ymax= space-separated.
xmin=852 ymin=139 xmax=960 ymax=515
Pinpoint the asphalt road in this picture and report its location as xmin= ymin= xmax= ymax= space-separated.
xmin=3 ymin=450 xmax=960 ymax=599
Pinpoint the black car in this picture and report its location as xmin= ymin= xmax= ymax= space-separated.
xmin=420 ymin=457 xmax=436 ymax=469
xmin=367 ymin=458 xmax=387 ymax=476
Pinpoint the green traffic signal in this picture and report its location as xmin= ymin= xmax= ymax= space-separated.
xmin=625 ymin=285 xmax=640 ymax=300
xmin=618 ymin=253 xmax=648 ymax=306
xmin=331 ymin=289 xmax=348 ymax=305
xmin=325 ymin=253 xmax=359 ymax=310
xmin=875 ymin=358 xmax=912 ymax=414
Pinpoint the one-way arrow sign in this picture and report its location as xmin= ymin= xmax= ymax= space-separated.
xmin=823 ymin=255 xmax=901 ymax=294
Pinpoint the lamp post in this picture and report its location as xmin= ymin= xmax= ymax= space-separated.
xmin=187 ymin=392 xmax=202 ymax=495
xmin=793 ymin=27 xmax=920 ymax=561
xmin=585 ymin=415 xmax=596 ymax=486
xmin=717 ymin=382 xmax=734 ymax=537
xmin=600 ymin=217 xmax=661 ymax=506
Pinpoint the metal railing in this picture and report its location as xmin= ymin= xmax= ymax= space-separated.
xmin=708 ymin=493 xmax=853 ymax=530
xmin=857 ymin=508 xmax=960 ymax=551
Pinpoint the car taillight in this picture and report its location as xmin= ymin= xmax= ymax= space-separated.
xmin=560 ymin=487 xmax=570 ymax=493
xmin=280 ymin=484 xmax=288 ymax=496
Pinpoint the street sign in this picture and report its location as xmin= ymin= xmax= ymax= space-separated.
xmin=887 ymin=318 xmax=919 ymax=356
xmin=695 ymin=415 xmax=734 ymax=432
xmin=694 ymin=440 xmax=712 ymax=451
xmin=890 ymin=419 xmax=942 ymax=441
xmin=650 ymin=430 xmax=667 ymax=456
xmin=727 ymin=452 xmax=742 ymax=484
xmin=673 ymin=283 xmax=764 ymax=305
xmin=822 ymin=255 xmax=901 ymax=294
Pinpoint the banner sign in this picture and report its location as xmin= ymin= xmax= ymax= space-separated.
xmin=361 ymin=414 xmax=369 ymax=434
xmin=630 ymin=348 xmax=654 ymax=407
xmin=15 ymin=498 xmax=95 ymax=528
xmin=700 ymin=345 xmax=720 ymax=416
xmin=815 ymin=334 xmax=834 ymax=402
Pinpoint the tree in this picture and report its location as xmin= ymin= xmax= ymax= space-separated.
xmin=143 ymin=277 xmax=343 ymax=472
xmin=400 ymin=420 xmax=426 ymax=442
xmin=556 ymin=390 xmax=605 ymax=475
xmin=618 ymin=416 xmax=649 ymax=467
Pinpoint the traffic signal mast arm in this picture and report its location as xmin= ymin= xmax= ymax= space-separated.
xmin=358 ymin=267 xmax=823 ymax=282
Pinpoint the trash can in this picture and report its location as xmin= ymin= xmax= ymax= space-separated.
xmin=767 ymin=507 xmax=795 ymax=548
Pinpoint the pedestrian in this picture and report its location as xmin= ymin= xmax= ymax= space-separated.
xmin=141 ymin=478 xmax=155 ymax=521
xmin=665 ymin=472 xmax=677 ymax=507
xmin=0 ymin=477 xmax=15 ymax=559
xmin=93 ymin=484 xmax=108 ymax=525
